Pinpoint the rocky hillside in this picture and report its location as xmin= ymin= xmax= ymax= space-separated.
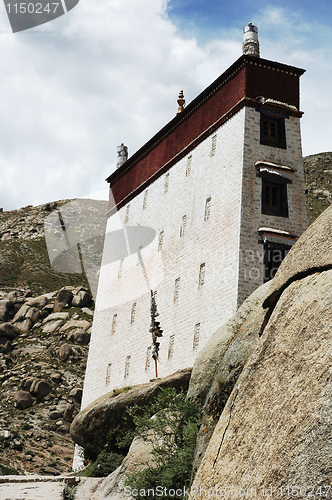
xmin=304 ymin=151 xmax=332 ymax=225
xmin=0 ymin=285 xmax=93 ymax=475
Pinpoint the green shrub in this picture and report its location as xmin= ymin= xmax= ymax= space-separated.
xmin=81 ymin=450 xmax=125 ymax=477
xmin=0 ymin=463 xmax=19 ymax=475
xmin=123 ymin=388 xmax=201 ymax=500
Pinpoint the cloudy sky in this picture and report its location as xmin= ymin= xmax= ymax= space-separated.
xmin=0 ymin=0 xmax=332 ymax=211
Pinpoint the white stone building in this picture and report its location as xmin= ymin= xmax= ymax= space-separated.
xmin=81 ymin=25 xmax=308 ymax=410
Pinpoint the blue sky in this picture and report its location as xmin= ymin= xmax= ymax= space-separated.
xmin=0 ymin=0 xmax=331 ymax=211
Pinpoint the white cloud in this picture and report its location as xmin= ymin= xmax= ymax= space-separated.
xmin=0 ymin=2 xmax=331 ymax=211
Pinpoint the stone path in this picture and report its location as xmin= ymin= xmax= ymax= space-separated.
xmin=0 ymin=476 xmax=68 ymax=500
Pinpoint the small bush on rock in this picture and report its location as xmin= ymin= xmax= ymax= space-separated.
xmin=123 ymin=388 xmax=201 ymax=500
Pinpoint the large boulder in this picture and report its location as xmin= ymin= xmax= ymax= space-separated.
xmin=13 ymin=391 xmax=33 ymax=410
xmin=53 ymin=289 xmax=73 ymax=312
xmin=74 ymin=436 xmax=154 ymax=499
xmin=30 ymin=378 xmax=52 ymax=397
xmin=188 ymin=281 xmax=270 ymax=407
xmin=264 ymin=204 xmax=332 ymax=308
xmin=0 ymin=300 xmax=8 ymax=322
xmin=26 ymin=295 xmax=48 ymax=308
xmin=0 ymin=322 xmax=19 ymax=340
xmin=189 ymin=281 xmax=270 ymax=480
xmin=70 ymin=368 xmax=192 ymax=448
xmin=190 ymin=269 xmax=332 ymax=497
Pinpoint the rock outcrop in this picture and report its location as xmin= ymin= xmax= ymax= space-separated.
xmin=70 ymin=368 xmax=192 ymax=448
xmin=190 ymin=204 xmax=332 ymax=497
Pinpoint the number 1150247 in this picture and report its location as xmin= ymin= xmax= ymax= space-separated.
xmin=6 ymin=3 xmax=60 ymax=14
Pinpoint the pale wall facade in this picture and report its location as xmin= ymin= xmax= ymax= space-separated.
xmin=81 ymin=103 xmax=307 ymax=410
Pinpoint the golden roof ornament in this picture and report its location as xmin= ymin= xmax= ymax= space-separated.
xmin=177 ymin=90 xmax=185 ymax=114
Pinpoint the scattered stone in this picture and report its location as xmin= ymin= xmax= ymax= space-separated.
xmin=49 ymin=411 xmax=61 ymax=420
xmin=42 ymin=311 xmax=70 ymax=324
xmin=42 ymin=320 xmax=63 ymax=333
xmin=69 ymin=388 xmax=83 ymax=404
xmin=26 ymin=295 xmax=47 ymax=308
xmin=54 ymin=289 xmax=73 ymax=312
xmin=0 ymin=322 xmax=19 ymax=340
xmin=25 ymin=307 xmax=40 ymax=322
xmin=50 ymin=372 xmax=62 ymax=384
xmin=30 ymin=378 xmax=52 ymax=397
xmin=59 ymin=344 xmax=73 ymax=361
xmin=59 ymin=319 xmax=91 ymax=332
xmin=63 ymin=404 xmax=76 ymax=423
xmin=0 ymin=300 xmax=8 ymax=322
xmin=72 ymin=290 xmax=91 ymax=308
xmin=13 ymin=390 xmax=33 ymax=410
xmin=15 ymin=318 xmax=33 ymax=332
xmin=73 ymin=330 xmax=90 ymax=345
xmin=81 ymin=307 xmax=94 ymax=316
xmin=20 ymin=377 xmax=34 ymax=391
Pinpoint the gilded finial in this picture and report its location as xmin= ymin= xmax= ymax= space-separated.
xmin=177 ymin=90 xmax=185 ymax=114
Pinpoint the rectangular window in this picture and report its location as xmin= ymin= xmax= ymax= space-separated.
xmin=260 ymin=114 xmax=286 ymax=149
xmin=145 ymin=346 xmax=152 ymax=370
xmin=174 ymin=277 xmax=180 ymax=303
xmin=199 ymin=263 xmax=206 ymax=288
xmin=158 ymin=231 xmax=164 ymax=251
xmin=261 ymin=177 xmax=290 ymax=218
xmin=193 ymin=323 xmax=201 ymax=350
xmin=164 ymin=173 xmax=170 ymax=193
xmin=180 ymin=215 xmax=187 ymax=237
xmin=210 ymin=134 xmax=217 ymax=157
xmin=186 ymin=155 xmax=192 ymax=176
xmin=143 ymin=190 xmax=148 ymax=210
xmin=130 ymin=302 xmax=137 ymax=324
xmin=111 ymin=314 xmax=117 ymax=335
xmin=168 ymin=335 xmax=175 ymax=359
xmin=204 ymin=197 xmax=211 ymax=221
xmin=124 ymin=355 xmax=131 ymax=378
xmin=263 ymin=242 xmax=291 ymax=282
xmin=118 ymin=258 xmax=124 ymax=278
xmin=124 ymin=204 xmax=130 ymax=224
xmin=105 ymin=363 xmax=112 ymax=386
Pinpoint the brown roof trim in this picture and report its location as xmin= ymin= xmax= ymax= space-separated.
xmin=106 ymin=94 xmax=303 ymax=217
xmin=107 ymin=55 xmax=305 ymax=186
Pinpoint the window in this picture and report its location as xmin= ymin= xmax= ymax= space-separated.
xmin=204 ymin=197 xmax=211 ymax=221
xmin=198 ymin=263 xmax=205 ymax=288
xmin=168 ymin=335 xmax=175 ymax=359
xmin=145 ymin=346 xmax=152 ymax=370
xmin=186 ymin=155 xmax=192 ymax=176
xmin=164 ymin=173 xmax=170 ymax=193
xmin=193 ymin=323 xmax=201 ymax=349
xmin=118 ymin=258 xmax=124 ymax=278
xmin=130 ymin=302 xmax=137 ymax=324
xmin=261 ymin=176 xmax=290 ymax=218
xmin=124 ymin=204 xmax=130 ymax=224
xmin=111 ymin=314 xmax=117 ymax=335
xmin=174 ymin=277 xmax=180 ymax=303
xmin=210 ymin=134 xmax=217 ymax=156
xmin=105 ymin=363 xmax=112 ymax=385
xmin=124 ymin=355 xmax=131 ymax=378
xmin=143 ymin=190 xmax=148 ymax=210
xmin=158 ymin=231 xmax=164 ymax=251
xmin=180 ymin=215 xmax=187 ymax=237
xmin=260 ymin=113 xmax=286 ymax=149
xmin=263 ymin=242 xmax=291 ymax=282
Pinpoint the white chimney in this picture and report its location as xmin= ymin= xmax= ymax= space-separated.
xmin=116 ymin=143 xmax=128 ymax=169
xmin=243 ymin=23 xmax=260 ymax=57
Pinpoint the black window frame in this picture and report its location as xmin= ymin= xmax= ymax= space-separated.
xmin=260 ymin=113 xmax=287 ymax=149
xmin=259 ymin=173 xmax=291 ymax=218
xmin=263 ymin=241 xmax=291 ymax=283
